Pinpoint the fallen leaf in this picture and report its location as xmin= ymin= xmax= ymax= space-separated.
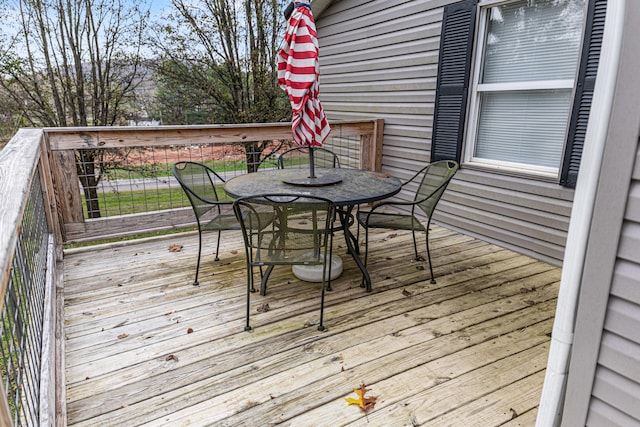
xmin=257 ymin=303 xmax=270 ymax=313
xmin=402 ymin=289 xmax=412 ymax=297
xmin=165 ymin=354 xmax=179 ymax=362
xmin=117 ymin=333 xmax=128 ymax=339
xmin=387 ymin=233 xmax=398 ymax=239
xmin=345 ymin=384 xmax=377 ymax=412
xmin=230 ymin=250 xmax=238 ymax=254
xmin=510 ymin=408 xmax=518 ymax=419
xmin=168 ymin=244 xmax=183 ymax=252
xmin=187 ymin=328 xmax=194 ymax=334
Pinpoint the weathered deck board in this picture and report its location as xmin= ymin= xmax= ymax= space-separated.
xmin=63 ymin=225 xmax=560 ymax=426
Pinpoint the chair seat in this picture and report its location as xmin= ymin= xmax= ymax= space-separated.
xmin=202 ymin=213 xmax=242 ymax=231
xmin=357 ymin=211 xmax=426 ymax=231
xmin=255 ymin=247 xmax=325 ymax=265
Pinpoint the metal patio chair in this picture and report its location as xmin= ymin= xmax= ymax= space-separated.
xmin=172 ymin=161 xmax=240 ymax=286
xmin=356 ymin=159 xmax=459 ymax=284
xmin=233 ymin=194 xmax=336 ymax=332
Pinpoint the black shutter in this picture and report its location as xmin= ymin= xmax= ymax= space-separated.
xmin=430 ymin=0 xmax=477 ymax=162
xmin=560 ymin=0 xmax=607 ymax=187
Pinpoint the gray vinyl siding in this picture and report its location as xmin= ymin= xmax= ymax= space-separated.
xmin=585 ymin=147 xmax=640 ymax=426
xmin=315 ymin=0 xmax=574 ymax=265
xmin=561 ymin=1 xmax=640 ymax=422
xmin=589 ymin=144 xmax=640 ymax=423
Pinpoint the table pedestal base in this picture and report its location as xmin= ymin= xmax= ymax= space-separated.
xmin=292 ymin=254 xmax=343 ymax=282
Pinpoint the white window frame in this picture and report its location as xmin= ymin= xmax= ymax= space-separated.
xmin=463 ymin=0 xmax=582 ymax=179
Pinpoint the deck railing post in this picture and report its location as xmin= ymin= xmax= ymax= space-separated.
xmin=358 ymin=118 xmax=384 ymax=171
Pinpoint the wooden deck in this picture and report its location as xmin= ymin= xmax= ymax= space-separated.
xmin=62 ymin=224 xmax=560 ymax=426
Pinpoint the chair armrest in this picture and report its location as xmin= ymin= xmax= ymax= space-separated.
xmin=359 ymin=200 xmax=418 ymax=225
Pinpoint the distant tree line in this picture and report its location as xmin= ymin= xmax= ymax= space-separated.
xmin=0 ymin=0 xmax=292 ymax=216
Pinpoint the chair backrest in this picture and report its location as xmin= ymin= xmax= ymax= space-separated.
xmin=172 ymin=161 xmax=227 ymax=220
xmin=277 ymin=146 xmax=341 ymax=169
xmin=415 ymin=160 xmax=459 ymax=217
xmin=233 ymin=194 xmax=335 ymax=265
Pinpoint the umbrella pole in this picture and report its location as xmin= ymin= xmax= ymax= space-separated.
xmin=308 ymin=146 xmax=316 ymax=178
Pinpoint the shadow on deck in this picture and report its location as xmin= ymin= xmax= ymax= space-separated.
xmin=62 ymin=225 xmax=559 ymax=426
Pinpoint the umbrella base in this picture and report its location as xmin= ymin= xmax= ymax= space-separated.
xmin=292 ymin=254 xmax=343 ymax=282
xmin=282 ymin=173 xmax=342 ymax=187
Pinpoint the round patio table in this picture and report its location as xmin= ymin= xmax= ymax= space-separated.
xmin=224 ymin=168 xmax=403 ymax=292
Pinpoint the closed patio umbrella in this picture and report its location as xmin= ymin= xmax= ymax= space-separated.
xmin=277 ymin=1 xmax=333 ymax=184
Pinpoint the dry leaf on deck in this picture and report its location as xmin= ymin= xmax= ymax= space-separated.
xmin=117 ymin=333 xmax=128 ymax=339
xmin=345 ymin=384 xmax=377 ymax=411
xmin=168 ymin=244 xmax=183 ymax=252
xmin=257 ymin=303 xmax=270 ymax=313
xmin=187 ymin=328 xmax=194 ymax=334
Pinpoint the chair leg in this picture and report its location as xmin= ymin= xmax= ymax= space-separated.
xmin=214 ymin=230 xmax=222 ymax=261
xmin=245 ymin=264 xmax=253 ymax=331
xmin=318 ymin=276 xmax=327 ymax=331
xmin=326 ymin=248 xmax=333 ymax=292
xmin=425 ymin=230 xmax=436 ymax=284
xmin=411 ymin=229 xmax=419 ymax=260
xmin=361 ymin=227 xmax=370 ymax=288
xmin=259 ymin=265 xmax=274 ymax=295
xmin=193 ymin=227 xmax=203 ymax=286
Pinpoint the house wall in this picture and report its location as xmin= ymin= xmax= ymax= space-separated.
xmin=315 ymin=0 xmax=575 ymax=265
xmin=562 ymin=1 xmax=640 ymax=423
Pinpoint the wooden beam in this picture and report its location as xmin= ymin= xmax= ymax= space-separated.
xmin=40 ymin=236 xmax=57 ymax=426
xmin=49 ymin=150 xmax=84 ymax=239
xmin=45 ymin=121 xmax=380 ymax=150
xmin=39 ymin=135 xmax=64 ymax=255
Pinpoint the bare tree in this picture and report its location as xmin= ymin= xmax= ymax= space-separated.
xmin=152 ymin=0 xmax=291 ymax=172
xmin=0 ymin=0 xmax=149 ymax=217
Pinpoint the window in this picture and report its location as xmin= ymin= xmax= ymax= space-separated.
xmin=431 ymin=0 xmax=606 ymax=187
xmin=465 ymin=0 xmax=586 ymax=177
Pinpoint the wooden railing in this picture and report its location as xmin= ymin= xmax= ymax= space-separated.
xmin=44 ymin=120 xmax=383 ymax=244
xmin=0 ymin=129 xmax=59 ymax=426
xmin=0 ymin=119 xmax=383 ymax=425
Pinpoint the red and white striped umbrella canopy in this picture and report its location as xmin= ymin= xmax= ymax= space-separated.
xmin=277 ymin=2 xmax=330 ymax=147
